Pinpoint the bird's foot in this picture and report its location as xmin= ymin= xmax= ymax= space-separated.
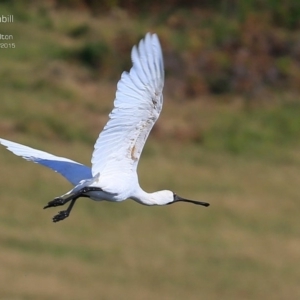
xmin=44 ymin=196 xmax=68 ymax=209
xmin=52 ymin=210 xmax=70 ymax=223
xmin=43 ymin=190 xmax=78 ymax=209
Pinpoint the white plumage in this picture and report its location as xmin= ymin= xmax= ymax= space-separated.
xmin=0 ymin=33 xmax=209 ymax=222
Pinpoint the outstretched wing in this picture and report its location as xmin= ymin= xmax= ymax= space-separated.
xmin=92 ymin=33 xmax=164 ymax=177
xmin=0 ymin=138 xmax=92 ymax=186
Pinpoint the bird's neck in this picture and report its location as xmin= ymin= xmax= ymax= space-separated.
xmin=131 ymin=188 xmax=160 ymax=206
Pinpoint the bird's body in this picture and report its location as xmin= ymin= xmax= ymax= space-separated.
xmin=0 ymin=33 xmax=209 ymax=222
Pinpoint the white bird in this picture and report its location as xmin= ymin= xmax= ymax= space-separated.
xmin=0 ymin=33 xmax=209 ymax=222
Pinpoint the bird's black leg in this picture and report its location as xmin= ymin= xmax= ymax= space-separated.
xmin=52 ymin=197 xmax=78 ymax=223
xmin=44 ymin=186 xmax=103 ymax=210
xmin=44 ymin=186 xmax=104 ymax=222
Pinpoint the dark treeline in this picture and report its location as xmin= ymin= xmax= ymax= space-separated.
xmin=6 ymin=0 xmax=300 ymax=99
xmin=9 ymin=0 xmax=300 ymax=29
xmin=61 ymin=0 xmax=299 ymax=27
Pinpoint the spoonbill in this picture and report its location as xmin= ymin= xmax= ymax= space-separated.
xmin=0 ymin=33 xmax=209 ymax=222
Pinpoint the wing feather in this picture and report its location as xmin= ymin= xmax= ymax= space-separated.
xmin=91 ymin=33 xmax=164 ymax=177
xmin=0 ymin=138 xmax=92 ymax=185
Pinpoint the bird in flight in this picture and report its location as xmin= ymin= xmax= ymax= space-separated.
xmin=0 ymin=33 xmax=209 ymax=222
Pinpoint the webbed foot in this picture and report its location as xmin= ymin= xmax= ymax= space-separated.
xmin=44 ymin=197 xmax=66 ymax=209
xmin=52 ymin=210 xmax=70 ymax=222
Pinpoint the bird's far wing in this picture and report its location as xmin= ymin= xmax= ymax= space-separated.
xmin=0 ymin=138 xmax=92 ymax=186
xmin=92 ymin=33 xmax=164 ymax=176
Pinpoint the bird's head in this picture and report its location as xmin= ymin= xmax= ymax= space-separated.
xmin=153 ymin=190 xmax=210 ymax=207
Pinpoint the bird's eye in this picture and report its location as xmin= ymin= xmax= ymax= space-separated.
xmin=173 ymin=193 xmax=177 ymax=200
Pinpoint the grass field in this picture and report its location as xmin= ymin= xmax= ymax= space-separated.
xmin=0 ymin=4 xmax=300 ymax=300
xmin=1 ymin=140 xmax=300 ymax=300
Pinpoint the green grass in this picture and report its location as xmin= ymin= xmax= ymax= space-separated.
xmin=204 ymin=101 xmax=300 ymax=156
xmin=0 ymin=4 xmax=300 ymax=300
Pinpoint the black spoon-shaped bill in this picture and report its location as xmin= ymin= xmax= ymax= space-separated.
xmin=168 ymin=194 xmax=210 ymax=207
